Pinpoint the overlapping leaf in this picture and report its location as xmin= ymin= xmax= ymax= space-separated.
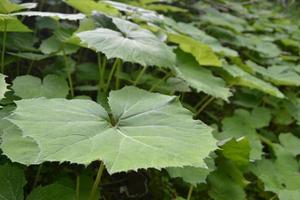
xmin=77 ymin=17 xmax=175 ymax=68
xmin=168 ymin=33 xmax=221 ymax=67
xmin=174 ymin=49 xmax=231 ymax=100
xmin=218 ymin=108 xmax=271 ymax=159
xmin=246 ymin=61 xmax=300 ymax=86
xmin=223 ymin=65 xmax=285 ymax=98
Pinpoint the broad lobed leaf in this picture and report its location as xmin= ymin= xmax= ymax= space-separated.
xmin=3 ymin=86 xmax=216 ymax=174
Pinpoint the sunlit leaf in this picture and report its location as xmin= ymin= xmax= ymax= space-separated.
xmin=4 ymin=86 xmax=216 ymax=174
xmin=77 ymin=17 xmax=175 ymax=68
xmin=168 ymin=33 xmax=221 ymax=67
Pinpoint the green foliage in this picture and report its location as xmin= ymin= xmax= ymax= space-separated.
xmin=27 ymin=183 xmax=76 ymax=200
xmin=0 ymin=164 xmax=26 ymax=200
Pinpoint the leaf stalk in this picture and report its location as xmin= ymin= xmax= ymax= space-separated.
xmin=89 ymin=162 xmax=105 ymax=200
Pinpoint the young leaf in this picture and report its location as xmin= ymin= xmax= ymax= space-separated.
xmin=174 ymin=49 xmax=231 ymax=101
xmin=220 ymin=138 xmax=251 ymax=167
xmin=12 ymin=75 xmax=69 ymax=99
xmin=0 ymin=164 xmax=26 ymax=200
xmin=168 ymin=33 xmax=221 ymax=67
xmin=4 ymin=86 xmax=216 ymax=174
xmin=0 ymin=73 xmax=8 ymax=100
xmin=77 ymin=17 xmax=175 ymax=68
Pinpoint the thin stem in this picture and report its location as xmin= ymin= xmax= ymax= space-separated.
xmin=39 ymin=0 xmax=45 ymax=11
xmin=1 ymin=19 xmax=7 ymax=74
xmin=257 ymin=134 xmax=273 ymax=146
xmin=104 ymin=58 xmax=119 ymax=93
xmin=101 ymin=56 xmax=107 ymax=89
xmin=67 ymin=73 xmax=74 ymax=98
xmin=115 ymin=60 xmax=122 ymax=89
xmin=27 ymin=61 xmax=34 ymax=74
xmin=17 ymin=56 xmax=20 ymax=76
xmin=194 ymin=95 xmax=210 ymax=110
xmin=89 ymin=162 xmax=105 ymax=200
xmin=76 ymin=175 xmax=80 ymax=200
xmin=62 ymin=47 xmax=74 ymax=98
xmin=33 ymin=164 xmax=43 ymax=189
xmin=97 ymin=53 xmax=103 ymax=93
xmin=186 ymin=185 xmax=194 ymax=200
xmin=149 ymin=72 xmax=172 ymax=92
xmin=195 ymin=96 xmax=215 ymax=117
xmin=133 ymin=66 xmax=147 ymax=86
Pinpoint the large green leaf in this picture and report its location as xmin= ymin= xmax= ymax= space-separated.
xmin=12 ymin=75 xmax=69 ymax=99
xmin=223 ymin=64 xmax=285 ymax=98
xmin=4 ymin=86 xmax=216 ymax=174
xmin=0 ymin=164 xmax=26 ymax=200
xmin=77 ymin=17 xmax=175 ymax=68
xmin=174 ymin=49 xmax=231 ymax=101
xmin=0 ymin=73 xmax=8 ymax=100
xmin=27 ymin=183 xmax=76 ymax=200
xmin=168 ymin=33 xmax=221 ymax=67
